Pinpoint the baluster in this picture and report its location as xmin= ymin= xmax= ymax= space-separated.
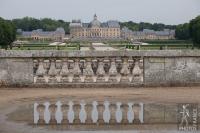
xmin=43 ymin=60 xmax=50 ymax=83
xmin=85 ymin=102 xmax=92 ymax=123
xmin=109 ymin=60 xmax=119 ymax=82
xmin=48 ymin=59 xmax=57 ymax=76
xmin=60 ymin=60 xmax=69 ymax=76
xmin=43 ymin=102 xmax=51 ymax=124
xmin=68 ymin=60 xmax=74 ymax=82
xmin=127 ymin=102 xmax=134 ymax=123
xmin=74 ymin=102 xmax=80 ymax=123
xmin=34 ymin=103 xmax=39 ymax=124
xmin=79 ymin=60 xmax=85 ymax=82
xmin=67 ymin=101 xmax=74 ymax=124
xmin=79 ymin=101 xmax=87 ymax=123
xmin=49 ymin=104 xmax=56 ymax=124
xmin=61 ymin=104 xmax=68 ymax=124
xmin=48 ymin=59 xmax=58 ymax=83
xmin=83 ymin=59 xmax=94 ymax=82
xmin=72 ymin=59 xmax=81 ymax=82
xmin=115 ymin=102 xmax=122 ymax=123
xmin=109 ymin=61 xmax=118 ymax=75
xmin=55 ymin=60 xmax=62 ymax=83
xmin=92 ymin=59 xmax=98 ymax=74
xmin=128 ymin=58 xmax=134 ymax=82
xmin=60 ymin=59 xmax=69 ymax=82
xmin=103 ymin=101 xmax=110 ymax=123
xmin=37 ymin=104 xmax=45 ymax=124
xmin=35 ymin=59 xmax=46 ymax=83
xmin=91 ymin=101 xmax=98 ymax=123
xmin=116 ymin=58 xmax=122 ymax=82
xmin=96 ymin=60 xmax=106 ymax=83
xmin=139 ymin=103 xmax=144 ymax=123
xmin=55 ymin=101 xmax=63 ymax=124
xmin=122 ymin=103 xmax=128 ymax=123
xmin=98 ymin=102 xmax=104 ymax=124
xmin=132 ymin=61 xmax=142 ymax=81
xmin=104 ymin=59 xmax=110 ymax=82
xmin=120 ymin=59 xmax=130 ymax=82
xmin=36 ymin=59 xmax=46 ymax=76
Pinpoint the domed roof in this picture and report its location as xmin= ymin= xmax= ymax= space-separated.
xmin=89 ymin=14 xmax=101 ymax=28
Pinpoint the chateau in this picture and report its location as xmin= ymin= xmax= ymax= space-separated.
xmin=70 ymin=15 xmax=175 ymax=41
xmin=18 ymin=15 xmax=175 ymax=42
xmin=69 ymin=14 xmax=121 ymax=40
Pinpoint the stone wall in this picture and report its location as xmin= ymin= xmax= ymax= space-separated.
xmin=144 ymin=57 xmax=200 ymax=86
xmin=1 ymin=50 xmax=200 ymax=87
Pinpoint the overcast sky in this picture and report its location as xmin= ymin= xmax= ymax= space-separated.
xmin=0 ymin=0 xmax=200 ymax=25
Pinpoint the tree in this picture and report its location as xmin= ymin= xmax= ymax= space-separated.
xmin=120 ymin=21 xmax=176 ymax=31
xmin=189 ymin=16 xmax=200 ymax=47
xmin=12 ymin=17 xmax=42 ymax=31
xmin=12 ymin=17 xmax=70 ymax=34
xmin=175 ymin=23 xmax=190 ymax=40
xmin=152 ymin=23 xmax=165 ymax=31
xmin=0 ymin=17 xmax=16 ymax=49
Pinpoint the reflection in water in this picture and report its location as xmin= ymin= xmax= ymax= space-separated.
xmin=34 ymin=101 xmax=144 ymax=124
xmin=44 ymin=102 xmax=50 ymax=124
xmin=55 ymin=101 xmax=63 ymax=124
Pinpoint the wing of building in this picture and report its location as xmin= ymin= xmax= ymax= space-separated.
xmin=20 ymin=28 xmax=65 ymax=42
xmin=121 ymin=27 xmax=175 ymax=40
xmin=69 ymin=14 xmax=121 ymax=41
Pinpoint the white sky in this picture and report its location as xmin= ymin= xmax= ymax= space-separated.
xmin=0 ymin=0 xmax=200 ymax=24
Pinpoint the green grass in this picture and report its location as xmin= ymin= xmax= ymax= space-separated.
xmin=143 ymin=40 xmax=192 ymax=44
xmin=12 ymin=47 xmax=78 ymax=50
xmin=125 ymin=44 xmax=193 ymax=50
xmin=12 ymin=45 xmax=78 ymax=50
xmin=4 ymin=39 xmax=195 ymax=50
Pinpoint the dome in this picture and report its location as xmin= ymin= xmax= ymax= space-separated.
xmin=89 ymin=14 xmax=101 ymax=28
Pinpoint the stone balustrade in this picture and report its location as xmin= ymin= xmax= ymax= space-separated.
xmin=1 ymin=50 xmax=200 ymax=87
xmin=33 ymin=58 xmax=143 ymax=84
xmin=34 ymin=101 xmax=144 ymax=125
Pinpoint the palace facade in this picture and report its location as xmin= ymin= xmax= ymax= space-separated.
xmin=69 ymin=14 xmax=121 ymax=40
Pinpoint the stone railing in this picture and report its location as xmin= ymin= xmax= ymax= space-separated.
xmin=34 ymin=101 xmax=144 ymax=125
xmin=1 ymin=50 xmax=200 ymax=87
xmin=33 ymin=58 xmax=143 ymax=84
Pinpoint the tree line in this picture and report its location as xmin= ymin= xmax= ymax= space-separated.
xmin=175 ymin=16 xmax=200 ymax=46
xmin=120 ymin=21 xmax=176 ymax=31
xmin=13 ymin=17 xmax=177 ymax=34
xmin=13 ymin=17 xmax=70 ymax=34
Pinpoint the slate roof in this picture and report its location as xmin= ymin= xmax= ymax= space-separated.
xmin=107 ymin=20 xmax=120 ymax=28
xmin=82 ymin=23 xmax=89 ymax=28
xmin=22 ymin=31 xmax=32 ymax=37
xmin=70 ymin=15 xmax=120 ymax=28
xmin=122 ymin=27 xmax=175 ymax=36
xmin=21 ymin=28 xmax=65 ymax=37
